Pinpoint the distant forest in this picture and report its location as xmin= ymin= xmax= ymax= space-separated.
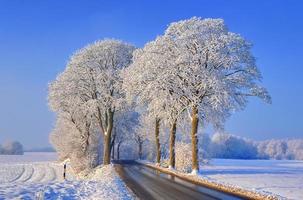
xmin=206 ymin=133 xmax=303 ymax=160
xmin=0 ymin=141 xmax=23 ymax=155
xmin=25 ymin=147 xmax=55 ymax=152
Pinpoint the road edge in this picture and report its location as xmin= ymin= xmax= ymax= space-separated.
xmin=136 ymin=160 xmax=279 ymax=200
xmin=114 ymin=163 xmax=149 ymax=200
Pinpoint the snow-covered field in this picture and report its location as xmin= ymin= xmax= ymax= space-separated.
xmin=201 ymin=159 xmax=303 ymax=200
xmin=0 ymin=152 xmax=58 ymax=164
xmin=0 ymin=152 xmax=134 ymax=200
xmin=2 ymin=154 xmax=302 ymax=200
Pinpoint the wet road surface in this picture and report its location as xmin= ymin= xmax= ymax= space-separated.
xmin=115 ymin=160 xmax=244 ymax=200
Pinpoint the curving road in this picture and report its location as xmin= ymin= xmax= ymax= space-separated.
xmin=115 ymin=160 xmax=244 ymax=200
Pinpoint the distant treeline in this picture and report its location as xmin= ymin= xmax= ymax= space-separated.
xmin=0 ymin=141 xmax=24 ymax=155
xmin=25 ymin=147 xmax=55 ymax=152
xmin=208 ymin=133 xmax=303 ymax=160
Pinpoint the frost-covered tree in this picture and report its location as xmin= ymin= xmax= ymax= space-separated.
xmin=257 ymin=139 xmax=290 ymax=160
xmin=50 ymin=114 xmax=101 ymax=172
xmin=124 ymin=17 xmax=270 ymax=173
xmin=49 ymin=39 xmax=135 ymax=165
xmin=133 ymin=128 xmax=147 ymax=160
xmin=122 ymin=48 xmax=170 ymax=165
xmin=159 ymin=95 xmax=185 ymax=168
xmin=131 ymin=112 xmax=171 ymax=163
xmin=136 ymin=112 xmax=162 ymax=163
xmin=113 ymin=110 xmax=139 ymax=159
xmin=122 ymin=38 xmax=185 ymax=168
xmin=134 ymin=113 xmax=157 ymax=161
xmin=49 ymin=60 xmax=97 ymax=155
xmin=50 ymin=114 xmax=83 ymax=161
xmin=200 ymin=133 xmax=303 ymax=160
xmin=286 ymin=139 xmax=303 ymax=160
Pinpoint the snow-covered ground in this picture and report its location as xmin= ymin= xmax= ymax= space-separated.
xmin=0 ymin=152 xmax=134 ymax=200
xmin=201 ymin=159 xmax=303 ymax=200
xmin=2 ymin=154 xmax=302 ymax=200
xmin=0 ymin=152 xmax=58 ymax=164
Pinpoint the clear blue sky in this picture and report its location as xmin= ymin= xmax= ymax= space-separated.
xmin=0 ymin=0 xmax=302 ymax=148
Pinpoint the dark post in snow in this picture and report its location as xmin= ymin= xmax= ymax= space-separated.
xmin=63 ymin=163 xmax=67 ymax=180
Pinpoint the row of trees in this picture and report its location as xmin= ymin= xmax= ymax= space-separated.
xmin=256 ymin=139 xmax=303 ymax=160
xmin=49 ymin=40 xmax=135 ymax=171
xmin=49 ymin=17 xmax=271 ymax=173
xmin=0 ymin=141 xmax=23 ymax=155
xmin=208 ymin=133 xmax=303 ymax=160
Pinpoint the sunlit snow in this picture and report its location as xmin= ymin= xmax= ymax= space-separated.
xmin=201 ymin=159 xmax=303 ymax=200
xmin=0 ymin=152 xmax=134 ymax=200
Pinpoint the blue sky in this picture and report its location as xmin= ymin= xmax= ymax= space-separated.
xmin=0 ymin=0 xmax=302 ymax=148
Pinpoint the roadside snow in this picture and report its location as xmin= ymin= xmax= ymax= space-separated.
xmin=139 ymin=159 xmax=303 ymax=200
xmin=202 ymin=159 xmax=303 ymax=200
xmin=138 ymin=160 xmax=277 ymax=200
xmin=0 ymin=153 xmax=135 ymax=200
xmin=75 ymin=164 xmax=135 ymax=200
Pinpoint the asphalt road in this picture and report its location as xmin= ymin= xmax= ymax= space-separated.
xmin=115 ymin=160 xmax=244 ymax=200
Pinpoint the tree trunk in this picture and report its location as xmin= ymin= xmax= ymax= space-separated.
xmin=138 ymin=141 xmax=143 ymax=160
xmin=111 ymin=141 xmax=115 ymax=160
xmin=103 ymin=135 xmax=111 ymax=164
xmin=117 ymin=142 xmax=121 ymax=160
xmin=111 ymin=130 xmax=116 ymax=160
xmin=155 ymin=118 xmax=161 ymax=164
xmin=103 ymin=109 xmax=114 ymax=165
xmin=191 ymin=106 xmax=199 ymax=173
xmin=169 ymin=120 xmax=177 ymax=168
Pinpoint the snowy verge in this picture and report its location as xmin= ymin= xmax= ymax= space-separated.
xmin=201 ymin=159 xmax=303 ymax=200
xmin=74 ymin=164 xmax=136 ymax=200
xmin=0 ymin=161 xmax=135 ymax=200
xmin=136 ymin=160 xmax=279 ymax=200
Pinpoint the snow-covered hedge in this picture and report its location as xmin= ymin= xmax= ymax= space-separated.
xmin=0 ymin=141 xmax=24 ymax=155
